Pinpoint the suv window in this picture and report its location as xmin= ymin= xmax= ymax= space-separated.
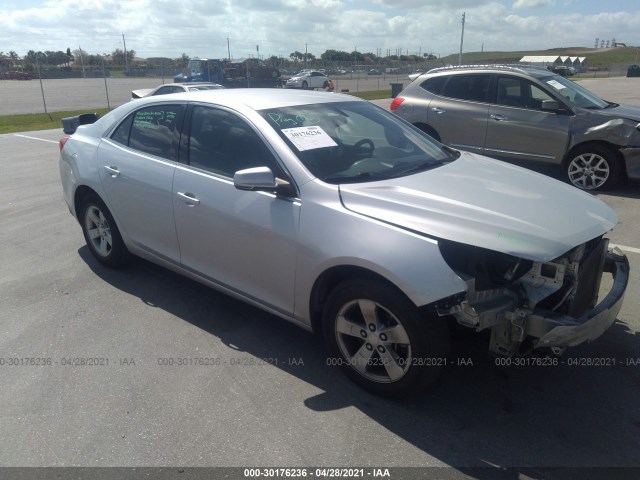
xmin=110 ymin=104 xmax=184 ymax=162
xmin=420 ymin=76 xmax=447 ymax=95
xmin=496 ymin=76 xmax=553 ymax=109
xmin=442 ymin=74 xmax=491 ymax=102
xmin=188 ymin=106 xmax=277 ymax=177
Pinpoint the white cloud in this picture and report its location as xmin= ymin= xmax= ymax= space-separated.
xmin=513 ymin=0 xmax=554 ymax=9
xmin=0 ymin=0 xmax=638 ymax=60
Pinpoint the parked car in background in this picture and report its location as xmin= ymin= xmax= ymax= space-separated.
xmin=367 ymin=69 xmax=381 ymax=75
xmin=391 ymin=65 xmax=640 ymax=190
xmin=59 ymin=89 xmax=628 ymax=396
xmin=0 ymin=70 xmax=33 ymax=80
xmin=285 ymin=70 xmax=329 ymax=89
xmin=548 ymin=65 xmax=574 ymax=77
xmin=131 ymin=82 xmax=223 ymax=100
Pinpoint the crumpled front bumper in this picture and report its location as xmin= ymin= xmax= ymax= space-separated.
xmin=620 ymin=147 xmax=640 ymax=181
xmin=530 ymin=249 xmax=629 ymax=348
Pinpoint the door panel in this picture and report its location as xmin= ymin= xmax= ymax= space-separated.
xmin=484 ymin=106 xmax=570 ymax=164
xmin=97 ymin=104 xmax=184 ymax=261
xmin=484 ymin=76 xmax=570 ymax=164
xmin=173 ymin=105 xmax=300 ymax=314
xmin=173 ymin=169 xmax=300 ymax=314
xmin=428 ymin=74 xmax=492 ymax=153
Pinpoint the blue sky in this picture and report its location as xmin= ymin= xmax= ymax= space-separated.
xmin=1 ymin=0 xmax=638 ymax=59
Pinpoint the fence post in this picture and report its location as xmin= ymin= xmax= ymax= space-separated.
xmin=102 ymin=56 xmax=111 ymax=109
xmin=35 ymin=55 xmax=48 ymax=116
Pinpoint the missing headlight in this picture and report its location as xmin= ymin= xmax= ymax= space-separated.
xmin=438 ymin=240 xmax=533 ymax=289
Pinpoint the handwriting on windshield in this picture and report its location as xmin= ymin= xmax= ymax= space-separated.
xmin=267 ymin=112 xmax=319 ymax=128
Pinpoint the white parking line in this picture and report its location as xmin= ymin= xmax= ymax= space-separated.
xmin=611 ymin=243 xmax=640 ymax=255
xmin=13 ymin=134 xmax=58 ymax=144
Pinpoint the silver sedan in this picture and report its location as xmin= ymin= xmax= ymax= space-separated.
xmin=131 ymin=82 xmax=223 ymax=99
xmin=284 ymin=71 xmax=328 ymax=89
xmin=59 ymin=89 xmax=628 ymax=396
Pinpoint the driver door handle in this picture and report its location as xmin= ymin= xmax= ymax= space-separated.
xmin=431 ymin=107 xmax=446 ymax=114
xmin=490 ymin=114 xmax=509 ymax=121
xmin=104 ymin=165 xmax=120 ymax=177
xmin=177 ymin=191 xmax=200 ymax=205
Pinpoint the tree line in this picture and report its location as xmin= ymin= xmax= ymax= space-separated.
xmin=1 ymin=46 xmax=438 ymax=75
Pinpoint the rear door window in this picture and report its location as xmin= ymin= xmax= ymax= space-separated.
xmin=127 ymin=105 xmax=185 ymax=161
xmin=442 ymin=74 xmax=491 ymax=102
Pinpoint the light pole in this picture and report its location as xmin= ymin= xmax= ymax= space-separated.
xmin=458 ymin=12 xmax=465 ymax=65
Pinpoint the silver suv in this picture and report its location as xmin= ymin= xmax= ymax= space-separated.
xmin=391 ymin=65 xmax=640 ymax=190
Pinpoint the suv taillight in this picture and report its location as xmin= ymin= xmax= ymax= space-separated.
xmin=390 ymin=97 xmax=404 ymax=111
xmin=59 ymin=136 xmax=70 ymax=151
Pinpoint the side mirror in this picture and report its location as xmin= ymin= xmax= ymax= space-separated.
xmin=234 ymin=167 xmax=277 ymax=191
xmin=541 ymin=100 xmax=560 ymax=111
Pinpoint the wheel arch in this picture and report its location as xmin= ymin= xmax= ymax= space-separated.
xmin=73 ymin=185 xmax=101 ymax=224
xmin=413 ymin=122 xmax=441 ymax=142
xmin=308 ymin=265 xmax=413 ymax=335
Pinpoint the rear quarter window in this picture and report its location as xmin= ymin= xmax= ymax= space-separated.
xmin=420 ymin=76 xmax=447 ymax=95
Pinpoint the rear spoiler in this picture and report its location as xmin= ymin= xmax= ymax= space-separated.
xmin=61 ymin=113 xmax=100 ymax=135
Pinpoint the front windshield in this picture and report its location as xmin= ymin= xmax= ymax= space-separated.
xmin=542 ymin=75 xmax=609 ymax=109
xmin=260 ymin=101 xmax=458 ymax=183
xmin=187 ymin=60 xmax=205 ymax=75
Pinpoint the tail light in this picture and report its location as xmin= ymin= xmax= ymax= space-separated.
xmin=59 ymin=136 xmax=70 ymax=151
xmin=390 ymin=97 xmax=405 ymax=111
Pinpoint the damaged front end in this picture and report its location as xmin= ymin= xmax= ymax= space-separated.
xmin=575 ymin=114 xmax=640 ymax=181
xmin=436 ymin=237 xmax=629 ymax=356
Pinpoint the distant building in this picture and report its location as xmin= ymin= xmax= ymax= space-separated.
xmin=520 ymin=55 xmax=586 ymax=72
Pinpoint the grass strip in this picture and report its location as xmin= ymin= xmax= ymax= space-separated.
xmin=0 ymin=108 xmax=112 ymax=134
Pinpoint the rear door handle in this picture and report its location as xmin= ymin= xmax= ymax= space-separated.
xmin=490 ymin=114 xmax=509 ymax=121
xmin=104 ymin=165 xmax=120 ymax=177
xmin=431 ymin=107 xmax=446 ymax=114
xmin=177 ymin=191 xmax=200 ymax=205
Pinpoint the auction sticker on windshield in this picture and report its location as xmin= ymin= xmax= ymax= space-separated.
xmin=282 ymin=126 xmax=338 ymax=151
xmin=546 ymin=79 xmax=565 ymax=91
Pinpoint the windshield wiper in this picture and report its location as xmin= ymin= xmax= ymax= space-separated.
xmin=391 ymin=159 xmax=450 ymax=176
xmin=321 ymin=171 xmax=395 ymax=184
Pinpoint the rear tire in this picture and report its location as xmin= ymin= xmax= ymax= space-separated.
xmin=80 ymin=194 xmax=130 ymax=267
xmin=322 ymin=279 xmax=449 ymax=397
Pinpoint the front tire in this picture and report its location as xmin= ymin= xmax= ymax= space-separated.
xmin=323 ymin=279 xmax=449 ymax=397
xmin=301 ymin=81 xmax=308 ymax=90
xmin=80 ymin=194 xmax=130 ymax=267
xmin=566 ymin=144 xmax=621 ymax=190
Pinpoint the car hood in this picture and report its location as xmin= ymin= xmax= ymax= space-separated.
xmin=339 ymin=153 xmax=617 ymax=262
xmin=595 ymin=103 xmax=640 ymax=122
